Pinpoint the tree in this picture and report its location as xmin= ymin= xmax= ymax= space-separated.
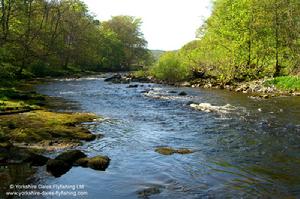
xmin=102 ymin=15 xmax=149 ymax=70
xmin=150 ymin=51 xmax=190 ymax=82
xmin=0 ymin=0 xmax=152 ymax=78
xmin=189 ymin=0 xmax=300 ymax=81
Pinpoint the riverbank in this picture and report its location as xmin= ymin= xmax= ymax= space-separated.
xmin=0 ymin=80 xmax=103 ymax=177
xmin=111 ymin=72 xmax=300 ymax=98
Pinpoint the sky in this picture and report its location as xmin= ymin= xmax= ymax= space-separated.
xmin=83 ymin=0 xmax=212 ymax=51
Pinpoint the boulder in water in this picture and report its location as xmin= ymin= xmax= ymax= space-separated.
xmin=178 ymin=91 xmax=187 ymax=96
xmin=104 ymin=74 xmax=122 ymax=82
xmin=87 ymin=156 xmax=110 ymax=171
xmin=104 ymin=74 xmax=130 ymax=84
xmin=55 ymin=150 xmax=87 ymax=164
xmin=46 ymin=159 xmax=72 ymax=177
xmin=127 ymin=84 xmax=139 ymax=88
xmin=155 ymin=147 xmax=193 ymax=155
xmin=155 ymin=147 xmax=176 ymax=155
xmin=75 ymin=157 xmax=90 ymax=167
xmin=75 ymin=155 xmax=110 ymax=171
xmin=176 ymin=148 xmax=193 ymax=154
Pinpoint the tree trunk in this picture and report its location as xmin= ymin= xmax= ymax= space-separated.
xmin=274 ymin=1 xmax=280 ymax=76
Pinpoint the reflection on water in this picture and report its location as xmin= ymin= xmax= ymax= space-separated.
xmin=0 ymin=164 xmax=36 ymax=199
xmin=32 ymin=77 xmax=300 ymax=198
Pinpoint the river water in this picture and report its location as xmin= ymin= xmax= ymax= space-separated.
xmin=33 ymin=76 xmax=300 ymax=198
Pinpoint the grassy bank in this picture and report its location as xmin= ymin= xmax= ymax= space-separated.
xmin=265 ymin=76 xmax=300 ymax=91
xmin=0 ymin=87 xmax=44 ymax=114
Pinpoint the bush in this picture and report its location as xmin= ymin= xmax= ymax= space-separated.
xmin=132 ymin=70 xmax=150 ymax=78
xmin=150 ymin=52 xmax=190 ymax=82
xmin=0 ymin=63 xmax=19 ymax=80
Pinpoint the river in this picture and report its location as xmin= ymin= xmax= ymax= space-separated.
xmin=32 ymin=76 xmax=300 ymax=198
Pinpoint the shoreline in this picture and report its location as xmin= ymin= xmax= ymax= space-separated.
xmin=0 ymin=78 xmax=104 ymax=186
xmin=111 ymin=73 xmax=300 ymax=98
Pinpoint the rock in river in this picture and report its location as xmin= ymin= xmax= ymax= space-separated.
xmin=137 ymin=186 xmax=161 ymax=198
xmin=178 ymin=91 xmax=187 ymax=96
xmin=87 ymin=156 xmax=110 ymax=171
xmin=104 ymin=74 xmax=122 ymax=82
xmin=155 ymin=147 xmax=193 ymax=155
xmin=104 ymin=74 xmax=130 ymax=84
xmin=155 ymin=147 xmax=176 ymax=155
xmin=46 ymin=150 xmax=87 ymax=177
xmin=76 ymin=155 xmax=111 ymax=171
xmin=55 ymin=150 xmax=87 ymax=164
xmin=127 ymin=84 xmax=139 ymax=88
xmin=75 ymin=157 xmax=90 ymax=167
xmin=46 ymin=159 xmax=72 ymax=178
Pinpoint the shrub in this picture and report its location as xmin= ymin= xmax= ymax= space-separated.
xmin=0 ymin=63 xmax=19 ymax=80
xmin=150 ymin=52 xmax=190 ymax=82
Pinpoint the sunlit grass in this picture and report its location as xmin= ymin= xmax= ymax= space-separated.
xmin=0 ymin=87 xmax=45 ymax=112
xmin=265 ymin=76 xmax=300 ymax=91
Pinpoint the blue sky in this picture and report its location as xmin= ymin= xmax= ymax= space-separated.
xmin=83 ymin=0 xmax=212 ymax=51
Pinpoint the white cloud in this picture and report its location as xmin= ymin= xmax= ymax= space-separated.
xmin=83 ymin=0 xmax=212 ymax=50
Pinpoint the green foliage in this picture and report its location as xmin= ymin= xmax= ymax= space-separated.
xmin=265 ymin=76 xmax=300 ymax=91
xmin=102 ymin=16 xmax=150 ymax=70
xmin=0 ymin=1 xmax=151 ymax=80
xmin=97 ymin=28 xmax=125 ymax=71
xmin=133 ymin=70 xmax=150 ymax=78
xmin=150 ymin=52 xmax=190 ymax=82
xmin=0 ymin=63 xmax=19 ymax=80
xmin=154 ymin=0 xmax=300 ymax=84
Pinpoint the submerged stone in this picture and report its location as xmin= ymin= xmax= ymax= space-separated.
xmin=155 ymin=147 xmax=193 ymax=155
xmin=176 ymin=148 xmax=193 ymax=154
xmin=155 ymin=147 xmax=176 ymax=155
xmin=46 ymin=159 xmax=72 ymax=177
xmin=55 ymin=150 xmax=87 ymax=164
xmin=178 ymin=91 xmax=187 ymax=96
xmin=137 ymin=187 xmax=161 ymax=198
xmin=127 ymin=84 xmax=139 ymax=88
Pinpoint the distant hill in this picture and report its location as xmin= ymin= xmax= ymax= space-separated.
xmin=150 ymin=50 xmax=165 ymax=60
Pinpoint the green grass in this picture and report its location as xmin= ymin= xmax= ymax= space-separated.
xmin=0 ymin=88 xmax=44 ymax=112
xmin=265 ymin=76 xmax=300 ymax=91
